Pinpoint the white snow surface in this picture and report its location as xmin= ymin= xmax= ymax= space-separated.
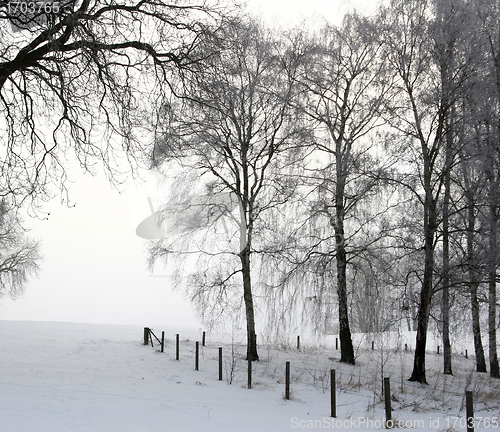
xmin=0 ymin=321 xmax=499 ymax=431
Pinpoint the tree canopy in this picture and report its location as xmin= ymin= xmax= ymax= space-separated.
xmin=0 ymin=0 xmax=223 ymax=207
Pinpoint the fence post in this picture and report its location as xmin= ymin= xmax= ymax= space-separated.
xmin=331 ymin=369 xmax=336 ymax=418
xmin=202 ymin=331 xmax=206 ymax=347
xmin=297 ymin=336 xmax=300 ymax=350
xmin=437 ymin=345 xmax=440 ymax=355
xmin=285 ymin=361 xmax=291 ymax=400
xmin=248 ymin=357 xmax=252 ymax=389
xmin=143 ymin=327 xmax=150 ymax=345
xmin=219 ymin=347 xmax=223 ymax=381
xmin=176 ymin=334 xmax=179 ymax=361
xmin=466 ymin=391 xmax=474 ymax=432
xmin=161 ymin=331 xmax=165 ymax=353
xmin=336 ymin=338 xmax=338 ymax=350
xmin=372 ymin=341 xmax=374 ymax=350
xmin=405 ymin=343 xmax=408 ymax=351
xmin=466 ymin=349 xmax=468 ymax=359
xmin=384 ymin=377 xmax=392 ymax=428
xmin=195 ymin=341 xmax=199 ymax=371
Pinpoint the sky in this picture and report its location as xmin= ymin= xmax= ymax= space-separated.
xmin=0 ymin=0 xmax=375 ymax=328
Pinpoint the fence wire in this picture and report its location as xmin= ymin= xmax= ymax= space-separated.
xmin=145 ymin=328 xmax=500 ymax=414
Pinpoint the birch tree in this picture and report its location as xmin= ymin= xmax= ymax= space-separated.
xmin=379 ymin=0 xmax=453 ymax=383
xmin=456 ymin=128 xmax=488 ymax=373
xmin=264 ymin=13 xmax=391 ymax=364
xmin=478 ymin=0 xmax=500 ymax=379
xmin=149 ymin=18 xmax=306 ymax=361
xmin=452 ymin=3 xmax=491 ymax=374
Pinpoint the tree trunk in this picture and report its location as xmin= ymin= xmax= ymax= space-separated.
xmin=240 ymin=247 xmax=259 ymax=361
xmin=442 ymin=228 xmax=452 ymax=375
xmin=467 ymin=194 xmax=487 ymax=373
xmin=408 ymin=253 xmax=434 ymax=383
xmin=336 ymin=238 xmax=355 ymax=364
xmin=488 ymin=16 xmax=500 ymax=379
xmin=488 ymin=176 xmax=499 ymax=378
xmin=409 ymin=163 xmax=436 ymax=384
xmin=442 ymin=111 xmax=453 ymax=376
xmin=335 ymin=170 xmax=355 ymax=365
xmin=436 ymin=1 xmax=455 ymax=375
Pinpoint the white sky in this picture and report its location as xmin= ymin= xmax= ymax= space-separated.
xmin=0 ymin=0 xmax=375 ymax=328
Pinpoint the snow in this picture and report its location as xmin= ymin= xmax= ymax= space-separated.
xmin=0 ymin=321 xmax=498 ymax=431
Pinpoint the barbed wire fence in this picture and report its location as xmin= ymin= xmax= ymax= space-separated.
xmin=143 ymin=327 xmax=500 ymax=421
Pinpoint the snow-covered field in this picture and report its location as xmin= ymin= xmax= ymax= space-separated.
xmin=0 ymin=321 xmax=499 ymax=431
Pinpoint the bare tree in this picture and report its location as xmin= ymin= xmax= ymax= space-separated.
xmin=256 ymin=14 xmax=395 ymax=361
xmin=434 ymin=0 xmax=457 ymax=377
xmin=149 ymin=17 xmax=307 ymax=361
xmin=0 ymin=199 xmax=41 ymax=298
xmin=378 ymin=0 xmax=457 ymax=383
xmin=454 ymin=107 xmax=488 ymax=373
xmin=453 ymin=0 xmax=500 ymax=379
xmin=293 ymin=14 xmax=390 ymax=365
xmin=483 ymin=126 xmax=500 ymax=379
xmin=452 ymin=9 xmax=491 ymax=374
xmin=0 ymin=0 xmax=223 ymax=208
xmin=379 ymin=0 xmax=491 ymax=382
xmin=477 ymin=0 xmax=500 ymax=380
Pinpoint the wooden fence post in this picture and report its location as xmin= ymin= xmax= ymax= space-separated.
xmin=285 ymin=361 xmax=291 ymax=400
xmin=336 ymin=338 xmax=338 ymax=350
xmin=297 ymin=336 xmax=300 ymax=350
xmin=331 ymin=369 xmax=336 ymax=418
xmin=437 ymin=345 xmax=440 ymax=355
xmin=372 ymin=341 xmax=374 ymax=350
xmin=202 ymin=331 xmax=206 ymax=347
xmin=384 ymin=377 xmax=392 ymax=428
xmin=466 ymin=349 xmax=468 ymax=359
xmin=161 ymin=331 xmax=165 ymax=353
xmin=176 ymin=334 xmax=179 ymax=361
xmin=219 ymin=347 xmax=223 ymax=381
xmin=466 ymin=391 xmax=474 ymax=432
xmin=195 ymin=341 xmax=199 ymax=371
xmin=143 ymin=327 xmax=150 ymax=345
